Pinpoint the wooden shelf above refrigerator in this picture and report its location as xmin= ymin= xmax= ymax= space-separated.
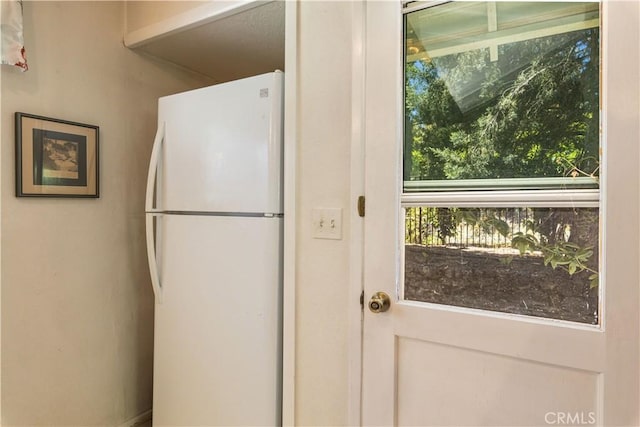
xmin=124 ymin=0 xmax=285 ymax=83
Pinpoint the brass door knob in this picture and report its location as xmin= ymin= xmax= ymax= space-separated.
xmin=368 ymin=292 xmax=391 ymax=313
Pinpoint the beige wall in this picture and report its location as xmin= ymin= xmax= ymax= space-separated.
xmin=294 ymin=2 xmax=353 ymax=425
xmin=125 ymin=1 xmax=207 ymax=34
xmin=1 ymin=1 xmax=355 ymax=425
xmin=0 ymin=2 xmax=210 ymax=425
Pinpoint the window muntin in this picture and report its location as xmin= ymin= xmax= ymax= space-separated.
xmin=401 ymin=1 xmax=601 ymax=324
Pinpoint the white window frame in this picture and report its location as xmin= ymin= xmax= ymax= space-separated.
xmin=400 ymin=0 xmax=602 ymax=323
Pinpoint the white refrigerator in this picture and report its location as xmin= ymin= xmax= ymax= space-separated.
xmin=144 ymin=72 xmax=284 ymax=426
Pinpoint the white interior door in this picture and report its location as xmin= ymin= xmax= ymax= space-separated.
xmin=361 ymin=1 xmax=639 ymax=426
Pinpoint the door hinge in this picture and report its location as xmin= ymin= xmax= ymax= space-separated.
xmin=357 ymin=195 xmax=365 ymax=217
xmin=360 ymin=290 xmax=365 ymax=310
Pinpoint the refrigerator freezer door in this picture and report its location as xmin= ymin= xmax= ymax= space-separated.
xmin=157 ymin=72 xmax=283 ymax=214
xmin=152 ymin=214 xmax=282 ymax=426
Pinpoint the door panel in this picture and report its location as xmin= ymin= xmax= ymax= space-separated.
xmin=361 ymin=1 xmax=639 ymax=426
xmin=396 ymin=339 xmax=598 ymax=427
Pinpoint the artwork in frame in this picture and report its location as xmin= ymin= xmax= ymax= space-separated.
xmin=15 ymin=112 xmax=99 ymax=197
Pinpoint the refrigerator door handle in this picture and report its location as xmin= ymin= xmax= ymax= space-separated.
xmin=146 ymin=213 xmax=163 ymax=304
xmin=145 ymin=122 xmax=165 ymax=304
xmin=145 ymin=121 xmax=165 ymax=213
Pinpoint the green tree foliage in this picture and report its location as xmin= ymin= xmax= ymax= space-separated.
xmin=405 ymin=28 xmax=601 ymax=286
xmin=405 ymin=29 xmax=600 ymax=181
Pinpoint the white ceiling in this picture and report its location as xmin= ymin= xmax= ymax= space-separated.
xmin=126 ymin=1 xmax=285 ymax=83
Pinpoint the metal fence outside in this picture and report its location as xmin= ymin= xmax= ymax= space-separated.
xmin=405 ymin=207 xmax=534 ymax=249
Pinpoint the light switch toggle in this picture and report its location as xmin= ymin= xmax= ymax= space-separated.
xmin=312 ymin=208 xmax=343 ymax=240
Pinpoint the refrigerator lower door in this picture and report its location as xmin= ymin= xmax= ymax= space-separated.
xmin=152 ymin=214 xmax=282 ymax=427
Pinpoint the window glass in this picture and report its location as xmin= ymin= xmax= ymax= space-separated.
xmin=404 ymin=2 xmax=600 ymax=191
xmin=402 ymin=2 xmax=601 ymax=324
xmin=404 ymin=206 xmax=599 ymax=324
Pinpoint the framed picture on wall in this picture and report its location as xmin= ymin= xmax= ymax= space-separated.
xmin=15 ymin=112 xmax=99 ymax=198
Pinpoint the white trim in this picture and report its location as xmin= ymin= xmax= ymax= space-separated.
xmin=0 ymin=6 xmax=3 ymax=420
xmin=282 ymin=1 xmax=298 ymax=426
xmin=117 ymin=409 xmax=152 ymax=427
xmin=361 ymin=3 xmax=408 ymax=424
xmin=348 ymin=1 xmax=366 ymax=426
xmin=401 ymin=189 xmax=599 ymax=207
xmin=598 ymin=0 xmax=607 ymax=335
xmin=123 ymin=0 xmax=271 ymax=48
xmin=404 ymin=176 xmax=599 ymax=191
xmin=600 ymin=1 xmax=640 ymax=423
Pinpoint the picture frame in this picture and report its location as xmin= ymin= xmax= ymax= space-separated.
xmin=15 ymin=112 xmax=99 ymax=198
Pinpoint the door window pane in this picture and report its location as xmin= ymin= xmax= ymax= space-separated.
xmin=404 ymin=2 xmax=600 ymax=191
xmin=401 ymin=2 xmax=601 ymax=324
xmin=403 ymin=207 xmax=599 ymax=324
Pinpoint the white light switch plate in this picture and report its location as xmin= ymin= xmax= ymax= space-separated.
xmin=312 ymin=208 xmax=343 ymax=240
